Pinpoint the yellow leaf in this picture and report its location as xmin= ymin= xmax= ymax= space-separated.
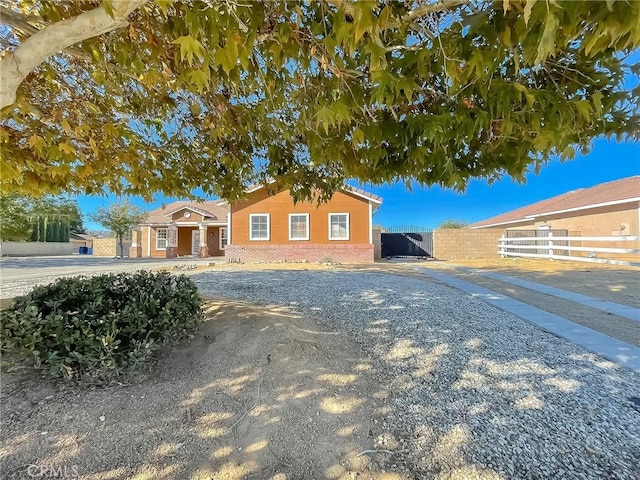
xmin=523 ymin=0 xmax=535 ymax=26
xmin=28 ymin=134 xmax=45 ymax=151
xmin=59 ymin=142 xmax=76 ymax=155
xmin=61 ymin=119 xmax=72 ymax=133
xmin=89 ymin=138 xmax=99 ymax=157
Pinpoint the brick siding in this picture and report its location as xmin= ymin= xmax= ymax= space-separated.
xmin=224 ymin=244 xmax=374 ymax=263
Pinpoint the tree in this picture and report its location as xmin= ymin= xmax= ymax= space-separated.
xmin=1 ymin=1 xmax=638 ymax=202
xmin=437 ymin=219 xmax=470 ymax=229
xmin=90 ymin=200 xmax=146 ymax=258
xmin=0 ymin=194 xmax=84 ymax=241
xmin=0 ymin=194 xmax=31 ymax=240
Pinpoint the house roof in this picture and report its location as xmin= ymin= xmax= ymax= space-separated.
xmin=142 ymin=201 xmax=229 ymax=225
xmin=69 ymin=233 xmax=97 ymax=240
xmin=470 ymin=176 xmax=640 ymax=229
xmin=219 ymin=182 xmax=382 ymax=205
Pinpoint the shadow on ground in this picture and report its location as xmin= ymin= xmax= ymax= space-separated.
xmin=0 ymin=300 xmax=401 ymax=480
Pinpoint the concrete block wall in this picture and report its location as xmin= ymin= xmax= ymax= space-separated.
xmin=433 ymin=229 xmax=504 ymax=259
xmin=224 ymin=244 xmax=374 ymax=263
xmin=92 ymin=238 xmax=117 ymax=257
xmin=372 ymin=228 xmax=382 ymax=260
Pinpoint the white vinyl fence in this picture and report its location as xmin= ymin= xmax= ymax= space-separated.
xmin=499 ymin=234 xmax=640 ymax=267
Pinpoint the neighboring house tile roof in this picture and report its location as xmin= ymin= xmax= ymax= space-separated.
xmin=142 ymin=201 xmax=229 ymax=224
xmin=470 ymin=176 xmax=640 ymax=229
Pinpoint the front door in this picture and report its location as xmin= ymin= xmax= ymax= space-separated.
xmin=191 ymin=230 xmax=200 ymax=256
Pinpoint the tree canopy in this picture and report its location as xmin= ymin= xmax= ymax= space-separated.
xmin=1 ymin=1 xmax=638 ymax=202
xmin=0 ymin=194 xmax=84 ymax=241
xmin=90 ymin=199 xmax=146 ymax=258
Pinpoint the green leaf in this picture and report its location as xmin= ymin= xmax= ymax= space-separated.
xmin=187 ymin=69 xmax=210 ymax=91
xmin=214 ymin=34 xmax=239 ymax=75
xmin=172 ymin=35 xmax=205 ymax=66
xmin=315 ymin=106 xmax=334 ymax=134
xmin=561 ymin=146 xmax=575 ymax=159
xmin=591 ymin=91 xmax=603 ymax=116
xmin=352 ymin=127 xmax=365 ymax=147
xmin=535 ymin=11 xmax=558 ymax=64
xmin=575 ymin=100 xmax=592 ymax=122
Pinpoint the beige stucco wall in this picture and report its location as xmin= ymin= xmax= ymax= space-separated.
xmin=0 ymin=242 xmax=74 ymax=256
xmin=526 ymin=203 xmax=639 ymax=237
xmin=483 ymin=202 xmax=639 ymax=236
xmin=433 ymin=229 xmax=505 ymax=259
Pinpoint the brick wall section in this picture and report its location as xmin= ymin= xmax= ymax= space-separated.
xmin=433 ymin=228 xmax=504 ymax=259
xmin=92 ymin=238 xmax=117 ymax=257
xmin=372 ymin=228 xmax=382 ymax=260
xmin=225 ymin=244 xmax=374 ymax=263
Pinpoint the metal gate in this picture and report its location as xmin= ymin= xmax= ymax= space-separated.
xmin=381 ymin=227 xmax=433 ymax=258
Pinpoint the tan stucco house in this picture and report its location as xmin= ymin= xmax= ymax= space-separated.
xmin=469 ymin=176 xmax=640 ymax=236
xmin=130 ymin=185 xmax=382 ymax=263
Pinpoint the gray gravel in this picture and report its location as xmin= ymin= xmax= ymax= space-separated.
xmin=192 ymin=269 xmax=640 ymax=480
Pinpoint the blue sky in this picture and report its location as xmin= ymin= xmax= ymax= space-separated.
xmin=78 ymin=137 xmax=640 ymax=231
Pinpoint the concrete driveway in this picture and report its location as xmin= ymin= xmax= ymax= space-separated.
xmin=0 ymin=255 xmax=223 ymax=298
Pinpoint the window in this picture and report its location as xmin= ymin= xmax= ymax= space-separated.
xmin=249 ymin=214 xmax=270 ymax=240
xmin=156 ymin=228 xmax=168 ymax=249
xmin=219 ymin=227 xmax=228 ymax=250
xmin=289 ymin=214 xmax=309 ymax=241
xmin=329 ymin=213 xmax=349 ymax=240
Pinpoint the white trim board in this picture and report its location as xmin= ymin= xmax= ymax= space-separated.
xmin=288 ymin=213 xmax=310 ymax=241
xmin=525 ymin=197 xmax=640 ymax=219
xmin=418 ymin=267 xmax=640 ymax=373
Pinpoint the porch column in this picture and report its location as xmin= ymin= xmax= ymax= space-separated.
xmin=129 ymin=228 xmax=142 ymax=258
xmin=166 ymin=224 xmax=178 ymax=258
xmin=198 ymin=225 xmax=209 ymax=257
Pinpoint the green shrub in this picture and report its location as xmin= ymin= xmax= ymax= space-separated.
xmin=1 ymin=271 xmax=203 ymax=379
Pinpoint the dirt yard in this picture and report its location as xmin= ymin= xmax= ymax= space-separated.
xmin=0 ymin=300 xmax=406 ymax=480
xmin=423 ymin=257 xmax=640 ymax=308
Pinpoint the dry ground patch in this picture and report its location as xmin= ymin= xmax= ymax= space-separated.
xmin=411 ymin=257 xmax=640 ymax=308
xmin=1 ymin=299 xmax=405 ymax=480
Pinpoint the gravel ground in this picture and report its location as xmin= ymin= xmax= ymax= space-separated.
xmin=191 ymin=269 xmax=640 ymax=480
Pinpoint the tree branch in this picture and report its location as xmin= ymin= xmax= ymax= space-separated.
xmin=402 ymin=0 xmax=470 ymax=23
xmin=0 ymin=0 xmax=149 ymax=109
xmin=0 ymin=6 xmax=40 ymax=36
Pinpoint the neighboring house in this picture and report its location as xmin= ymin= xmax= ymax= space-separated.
xmin=469 ymin=176 xmax=640 ymax=236
xmin=130 ymin=185 xmax=382 ymax=263
xmin=131 ymin=201 xmax=229 ymax=259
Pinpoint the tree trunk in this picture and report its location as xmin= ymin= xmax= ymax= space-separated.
xmin=0 ymin=0 xmax=148 ymax=109
xmin=119 ymin=234 xmax=124 ymax=259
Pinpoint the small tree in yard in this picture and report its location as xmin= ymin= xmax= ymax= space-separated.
xmin=438 ymin=219 xmax=470 ymax=229
xmin=91 ymin=200 xmax=146 ymax=259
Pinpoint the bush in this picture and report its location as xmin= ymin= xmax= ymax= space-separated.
xmin=1 ymin=271 xmax=203 ymax=379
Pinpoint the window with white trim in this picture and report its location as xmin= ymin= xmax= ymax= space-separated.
xmin=329 ymin=213 xmax=349 ymax=240
xmin=219 ymin=227 xmax=228 ymax=250
xmin=289 ymin=214 xmax=309 ymax=241
xmin=156 ymin=228 xmax=168 ymax=249
xmin=249 ymin=214 xmax=270 ymax=240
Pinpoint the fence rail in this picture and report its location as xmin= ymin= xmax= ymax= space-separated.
xmin=499 ymin=234 xmax=640 ymax=267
